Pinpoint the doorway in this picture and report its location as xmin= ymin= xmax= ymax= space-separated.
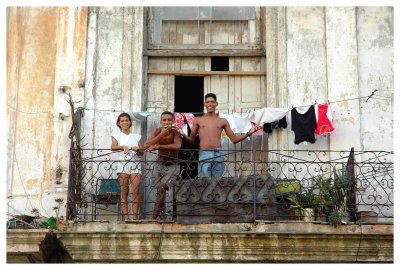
xmin=174 ymin=76 xmax=204 ymax=113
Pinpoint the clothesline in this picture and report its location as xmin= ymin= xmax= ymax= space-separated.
xmin=290 ymin=89 xmax=378 ymax=109
xmin=7 ymin=89 xmax=383 ymax=117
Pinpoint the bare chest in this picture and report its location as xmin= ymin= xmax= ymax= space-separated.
xmin=155 ymin=129 xmax=175 ymax=144
xmin=198 ymin=118 xmax=225 ymax=132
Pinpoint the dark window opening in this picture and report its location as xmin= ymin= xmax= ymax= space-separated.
xmin=211 ymin=56 xmax=229 ymax=71
xmin=174 ymin=76 xmax=204 ymax=113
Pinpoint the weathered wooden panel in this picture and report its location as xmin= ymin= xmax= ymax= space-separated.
xmin=178 ymin=21 xmax=199 ymax=44
xmin=161 ymin=20 xmax=176 ymax=44
xmin=180 ymin=57 xmax=205 ymax=71
xmin=158 ymin=20 xmax=252 ymax=45
xmin=147 ymin=58 xmax=170 ymax=108
xmin=209 ymin=75 xmax=230 ymax=112
xmin=211 ymin=21 xmax=234 ymax=44
xmin=232 ymin=57 xmax=266 ymax=111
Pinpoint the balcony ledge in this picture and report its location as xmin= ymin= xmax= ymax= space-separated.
xmin=7 ymin=221 xmax=393 ymax=263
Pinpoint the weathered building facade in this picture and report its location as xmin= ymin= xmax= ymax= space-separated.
xmin=6 ymin=7 xmax=393 ymax=262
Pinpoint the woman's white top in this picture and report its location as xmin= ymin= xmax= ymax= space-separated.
xmin=111 ymin=131 xmax=141 ymax=174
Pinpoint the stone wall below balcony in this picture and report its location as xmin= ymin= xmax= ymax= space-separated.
xmin=7 ymin=221 xmax=393 ymax=263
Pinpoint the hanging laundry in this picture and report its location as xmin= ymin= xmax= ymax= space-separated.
xmin=251 ymin=122 xmax=264 ymax=136
xmin=178 ymin=116 xmax=200 ymax=180
xmin=173 ymin=113 xmax=195 ymax=129
xmin=249 ymin=108 xmax=291 ymax=126
xmin=315 ymin=103 xmax=334 ymax=135
xmin=219 ymin=112 xmax=252 ymax=134
xmin=291 ymin=106 xmax=317 ymax=144
xmin=263 ymin=116 xmax=288 ymax=133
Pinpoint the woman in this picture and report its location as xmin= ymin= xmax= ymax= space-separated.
xmin=111 ymin=112 xmax=142 ymax=220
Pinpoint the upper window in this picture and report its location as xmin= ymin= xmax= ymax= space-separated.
xmin=148 ymin=7 xmax=260 ymax=49
xmin=156 ymin=7 xmax=255 ymax=21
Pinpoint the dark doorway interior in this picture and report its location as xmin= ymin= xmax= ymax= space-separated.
xmin=174 ymin=76 xmax=204 ymax=113
xmin=174 ymin=76 xmax=202 ymax=184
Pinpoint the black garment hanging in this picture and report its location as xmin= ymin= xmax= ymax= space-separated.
xmin=291 ymin=106 xmax=317 ymax=144
xmin=177 ymin=114 xmax=200 ymax=180
xmin=263 ymin=116 xmax=288 ymax=133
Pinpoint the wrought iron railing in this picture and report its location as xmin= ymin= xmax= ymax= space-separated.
xmin=67 ymin=148 xmax=393 ymax=224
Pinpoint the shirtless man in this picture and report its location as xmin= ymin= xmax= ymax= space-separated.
xmin=144 ymin=111 xmax=182 ymax=220
xmin=178 ymin=93 xmax=262 ymax=178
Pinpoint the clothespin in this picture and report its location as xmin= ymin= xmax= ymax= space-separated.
xmin=366 ymin=89 xmax=378 ymax=102
xmin=314 ymin=100 xmax=318 ymax=105
xmin=291 ymin=104 xmax=294 ymax=109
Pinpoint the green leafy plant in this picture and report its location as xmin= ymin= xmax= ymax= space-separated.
xmin=327 ymin=210 xmax=341 ymax=227
xmin=42 ymin=216 xmax=58 ymax=230
xmin=288 ymin=188 xmax=319 ymax=209
xmin=41 ymin=198 xmax=65 ymax=230
xmin=313 ymin=169 xmax=351 ymax=226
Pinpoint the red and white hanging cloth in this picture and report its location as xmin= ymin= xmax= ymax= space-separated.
xmin=314 ymin=103 xmax=334 ymax=135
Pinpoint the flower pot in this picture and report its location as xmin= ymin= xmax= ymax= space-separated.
xmin=301 ymin=208 xmax=315 ymax=222
xmin=356 ymin=211 xmax=378 ymax=223
xmin=288 ymin=206 xmax=302 ymax=220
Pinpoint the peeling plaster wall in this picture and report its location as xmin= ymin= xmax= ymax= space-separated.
xmin=286 ymin=7 xmax=328 ymax=133
xmin=78 ymin=7 xmax=144 ymax=210
xmin=357 ymin=7 xmax=393 ymax=153
xmin=275 ymin=6 xmax=392 ymax=156
xmin=285 ymin=7 xmax=331 ymax=170
xmin=82 ymin=7 xmax=144 ymax=155
xmin=6 ymin=7 xmax=88 ymax=217
xmin=325 ymin=7 xmax=361 ymax=153
xmin=265 ymin=6 xmax=393 ymax=213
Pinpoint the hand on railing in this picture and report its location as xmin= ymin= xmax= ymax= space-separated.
xmin=146 ymin=144 xmax=159 ymax=152
xmin=122 ymin=146 xmax=131 ymax=155
xmin=132 ymin=146 xmax=144 ymax=156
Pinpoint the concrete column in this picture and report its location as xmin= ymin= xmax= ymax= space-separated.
xmin=265 ymin=7 xmax=288 ymax=152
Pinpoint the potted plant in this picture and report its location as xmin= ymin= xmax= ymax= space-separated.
xmin=288 ymin=188 xmax=319 ymax=221
xmin=313 ymin=169 xmax=351 ymax=226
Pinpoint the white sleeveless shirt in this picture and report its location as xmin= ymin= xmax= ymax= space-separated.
xmin=111 ymin=131 xmax=141 ymax=174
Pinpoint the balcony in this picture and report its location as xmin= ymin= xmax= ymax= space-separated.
xmin=7 ymin=148 xmax=393 ymax=262
xmin=66 ymin=148 xmax=393 ymax=224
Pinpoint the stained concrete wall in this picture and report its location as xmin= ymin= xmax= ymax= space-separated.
xmin=7 ymin=222 xmax=394 ymax=263
xmin=6 ymin=7 xmax=88 ymax=217
xmin=357 ymin=7 xmax=393 ymax=152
